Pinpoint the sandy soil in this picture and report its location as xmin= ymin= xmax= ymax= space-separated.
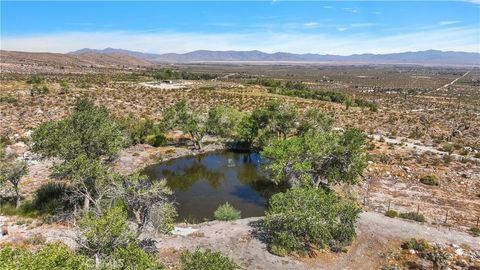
xmin=150 ymin=211 xmax=479 ymax=269
xmin=1 ymin=210 xmax=478 ymax=269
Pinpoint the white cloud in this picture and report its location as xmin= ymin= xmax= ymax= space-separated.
xmin=343 ymin=7 xmax=359 ymax=13
xmin=350 ymin=23 xmax=376 ymax=28
xmin=1 ymin=26 xmax=478 ymax=55
xmin=438 ymin=20 xmax=461 ymax=25
xmin=303 ymin=22 xmax=320 ymax=28
xmin=463 ymin=0 xmax=480 ymax=4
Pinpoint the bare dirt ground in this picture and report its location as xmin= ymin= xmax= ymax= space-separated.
xmin=2 ymin=211 xmax=478 ymax=269
xmin=153 ymin=212 xmax=480 ymax=269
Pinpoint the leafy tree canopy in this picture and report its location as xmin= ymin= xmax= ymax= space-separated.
xmin=32 ymin=99 xmax=124 ymax=161
xmin=261 ymin=129 xmax=366 ymax=187
xmin=263 ymin=188 xmax=361 ymax=256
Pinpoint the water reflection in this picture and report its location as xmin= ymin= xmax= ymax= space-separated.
xmin=143 ymin=151 xmax=276 ymax=222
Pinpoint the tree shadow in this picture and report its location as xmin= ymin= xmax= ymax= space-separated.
xmin=248 ymin=219 xmax=269 ymax=244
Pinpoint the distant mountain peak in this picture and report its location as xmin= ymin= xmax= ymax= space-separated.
xmin=68 ymin=48 xmax=480 ymax=66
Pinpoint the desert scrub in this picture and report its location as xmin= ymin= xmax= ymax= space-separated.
xmin=180 ymin=248 xmax=239 ymax=270
xmin=422 ymin=246 xmax=450 ymax=269
xmin=469 ymin=227 xmax=480 ymax=237
xmin=24 ymin=234 xmax=47 ymax=246
xmin=385 ymin=210 xmax=398 ymax=218
xmin=263 ymin=188 xmax=360 ymax=256
xmin=401 ymin=238 xmax=430 ymax=252
xmin=0 ymin=243 xmax=92 ymax=270
xmin=399 ymin=212 xmax=426 ymax=222
xmin=419 ymin=174 xmax=439 ymax=186
xmin=214 ymin=202 xmax=241 ymax=221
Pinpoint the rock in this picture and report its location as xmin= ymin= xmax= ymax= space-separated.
xmin=13 ymin=141 xmax=27 ymax=148
xmin=23 ymin=130 xmax=33 ymax=138
xmin=1 ymin=225 xmax=7 ymax=236
xmin=172 ymin=226 xmax=199 ymax=236
xmin=456 ymin=260 xmax=468 ymax=268
xmin=455 ymin=248 xmax=464 ymax=256
xmin=408 ymin=249 xmax=416 ymax=254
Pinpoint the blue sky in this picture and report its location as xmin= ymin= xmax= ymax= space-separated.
xmin=1 ymin=1 xmax=479 ymax=55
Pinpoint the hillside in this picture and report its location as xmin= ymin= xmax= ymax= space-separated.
xmin=0 ymin=50 xmax=153 ymax=70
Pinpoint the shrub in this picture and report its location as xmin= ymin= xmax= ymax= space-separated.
xmin=24 ymin=235 xmax=47 ymax=245
xmin=150 ymin=203 xmax=178 ymax=234
xmin=77 ymin=206 xmax=136 ymax=258
xmin=145 ymin=133 xmax=167 ymax=147
xmin=263 ymin=188 xmax=361 ymax=256
xmin=26 ymin=75 xmax=44 ymax=84
xmin=102 ymin=244 xmax=164 ymax=269
xmin=420 ymin=174 xmax=439 ymax=186
xmin=0 ymin=202 xmax=42 ymax=218
xmin=423 ymin=247 xmax=450 ymax=269
xmin=399 ymin=212 xmax=426 ymax=222
xmin=442 ymin=143 xmax=454 ymax=155
xmin=180 ymin=248 xmax=239 ymax=270
xmin=385 ymin=210 xmax=398 ymax=218
xmin=33 ymin=182 xmax=70 ymax=213
xmin=30 ymin=84 xmax=49 ymax=96
xmin=401 ymin=238 xmax=430 ymax=252
xmin=442 ymin=154 xmax=453 ymax=163
xmin=0 ymin=243 xmax=92 ymax=270
xmin=214 ymin=202 xmax=241 ymax=221
xmin=469 ymin=226 xmax=480 ymax=237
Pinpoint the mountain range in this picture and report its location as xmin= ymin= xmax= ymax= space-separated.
xmin=69 ymin=48 xmax=480 ymax=66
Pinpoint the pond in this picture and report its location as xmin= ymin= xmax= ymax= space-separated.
xmin=143 ymin=151 xmax=278 ymax=222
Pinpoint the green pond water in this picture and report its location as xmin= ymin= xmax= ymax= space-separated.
xmin=143 ymin=151 xmax=277 ymax=222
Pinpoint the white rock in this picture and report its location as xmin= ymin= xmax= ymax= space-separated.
xmin=172 ymin=226 xmax=198 ymax=236
xmin=455 ymin=248 xmax=464 ymax=256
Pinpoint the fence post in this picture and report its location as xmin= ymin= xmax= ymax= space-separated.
xmin=416 ymin=204 xmax=420 ymax=215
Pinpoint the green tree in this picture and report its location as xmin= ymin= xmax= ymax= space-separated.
xmin=119 ymin=115 xmax=160 ymax=146
xmin=162 ymin=101 xmax=206 ymax=149
xmin=77 ymin=206 xmax=137 ymax=262
xmin=237 ymin=108 xmax=271 ymax=147
xmin=261 ymin=129 xmax=366 ymax=188
xmin=115 ymin=173 xmax=176 ymax=233
xmin=297 ymin=109 xmax=333 ymax=136
xmin=0 ymin=160 xmax=28 ymax=208
xmin=267 ymin=102 xmax=298 ymax=140
xmin=263 ymin=188 xmax=361 ymax=256
xmin=51 ymin=156 xmax=120 ymax=214
xmin=206 ymin=106 xmax=245 ymax=139
xmin=32 ymin=99 xmax=124 ymax=211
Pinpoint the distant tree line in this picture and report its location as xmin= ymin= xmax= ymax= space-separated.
xmin=252 ymin=77 xmax=379 ymax=112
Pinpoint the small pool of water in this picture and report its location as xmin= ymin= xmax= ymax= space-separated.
xmin=143 ymin=151 xmax=276 ymax=222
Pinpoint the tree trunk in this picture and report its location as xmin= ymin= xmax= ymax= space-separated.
xmin=134 ymin=209 xmax=142 ymax=229
xmin=15 ymin=188 xmax=21 ymax=209
xmin=83 ymin=196 xmax=90 ymax=212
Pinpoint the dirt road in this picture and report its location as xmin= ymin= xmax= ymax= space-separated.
xmin=429 ymin=70 xmax=471 ymax=93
